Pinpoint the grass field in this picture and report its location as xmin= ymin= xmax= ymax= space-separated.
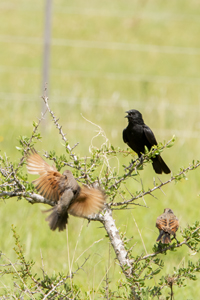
xmin=0 ymin=0 xmax=200 ymax=298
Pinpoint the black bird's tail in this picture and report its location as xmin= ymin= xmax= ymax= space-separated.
xmin=152 ymin=155 xmax=170 ymax=174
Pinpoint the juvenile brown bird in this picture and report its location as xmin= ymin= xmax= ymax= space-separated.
xmin=156 ymin=208 xmax=179 ymax=244
xmin=123 ymin=109 xmax=170 ymax=174
xmin=26 ymin=149 xmax=105 ymax=231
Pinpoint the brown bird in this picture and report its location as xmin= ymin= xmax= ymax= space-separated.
xmin=26 ymin=149 xmax=105 ymax=231
xmin=156 ymin=208 xmax=179 ymax=244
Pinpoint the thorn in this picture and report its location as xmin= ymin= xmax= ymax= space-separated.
xmin=157 ymin=177 xmax=164 ymax=184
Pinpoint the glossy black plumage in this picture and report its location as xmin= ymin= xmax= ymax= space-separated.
xmin=123 ymin=109 xmax=170 ymax=174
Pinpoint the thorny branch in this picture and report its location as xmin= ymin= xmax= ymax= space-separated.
xmin=0 ymin=191 xmax=55 ymax=206
xmin=17 ymin=112 xmax=46 ymax=170
xmin=41 ymin=256 xmax=90 ymax=299
xmin=108 ymin=138 xmax=174 ymax=191
xmin=2 ymin=160 xmax=199 ymax=211
xmin=0 ymin=250 xmax=90 ymax=299
xmin=109 ymin=161 xmax=200 ymax=207
xmin=140 ymin=226 xmax=200 ymax=261
xmin=42 ymin=91 xmax=78 ymax=161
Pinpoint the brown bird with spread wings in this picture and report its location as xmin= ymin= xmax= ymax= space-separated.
xmin=26 ymin=149 xmax=105 ymax=231
xmin=156 ymin=208 xmax=179 ymax=244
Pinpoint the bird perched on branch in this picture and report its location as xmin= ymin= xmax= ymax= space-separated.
xmin=156 ymin=208 xmax=179 ymax=244
xmin=123 ymin=109 xmax=170 ymax=174
xmin=26 ymin=149 xmax=105 ymax=231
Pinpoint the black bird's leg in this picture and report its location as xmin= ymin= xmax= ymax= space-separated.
xmin=136 ymin=154 xmax=144 ymax=168
xmin=139 ymin=155 xmax=144 ymax=164
xmin=124 ymin=157 xmax=138 ymax=170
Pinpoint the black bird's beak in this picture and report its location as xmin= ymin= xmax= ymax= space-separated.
xmin=125 ymin=111 xmax=129 ymax=118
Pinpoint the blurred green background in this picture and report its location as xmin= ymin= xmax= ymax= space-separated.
xmin=0 ymin=0 xmax=200 ymax=298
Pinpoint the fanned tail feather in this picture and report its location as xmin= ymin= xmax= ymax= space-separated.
xmin=43 ymin=207 xmax=69 ymax=231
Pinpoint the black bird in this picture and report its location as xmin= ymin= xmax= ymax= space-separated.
xmin=123 ymin=109 xmax=170 ymax=174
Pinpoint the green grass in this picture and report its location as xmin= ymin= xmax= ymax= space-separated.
xmin=0 ymin=0 xmax=200 ymax=298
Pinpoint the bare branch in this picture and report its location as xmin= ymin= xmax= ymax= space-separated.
xmin=0 ymin=191 xmax=55 ymax=207
xmin=110 ymin=161 xmax=200 ymax=208
xmin=42 ymin=256 xmax=90 ymax=300
xmin=17 ymin=112 xmax=46 ymax=171
xmin=141 ymin=226 xmax=200 ymax=261
xmin=42 ymin=93 xmax=78 ymax=161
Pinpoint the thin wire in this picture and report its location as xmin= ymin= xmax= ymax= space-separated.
xmin=1 ymin=66 xmax=200 ymax=86
xmin=1 ymin=4 xmax=200 ymax=22
xmin=0 ymin=91 xmax=200 ymax=113
xmin=53 ymin=8 xmax=200 ymax=23
xmin=0 ymin=92 xmax=199 ymax=138
xmin=1 ymin=35 xmax=200 ymax=55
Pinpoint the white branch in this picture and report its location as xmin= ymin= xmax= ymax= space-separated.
xmin=102 ymin=209 xmax=132 ymax=272
xmin=90 ymin=207 xmax=139 ymax=299
xmin=0 ymin=191 xmax=55 ymax=206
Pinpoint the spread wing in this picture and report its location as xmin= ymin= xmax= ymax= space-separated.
xmin=26 ymin=149 xmax=57 ymax=175
xmin=32 ymin=171 xmax=65 ymax=202
xmin=143 ymin=125 xmax=158 ymax=146
xmin=27 ymin=149 xmax=64 ymax=202
xmin=68 ymin=186 xmax=104 ymax=217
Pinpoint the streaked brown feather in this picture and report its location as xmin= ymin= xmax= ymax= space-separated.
xmin=156 ymin=208 xmax=179 ymax=244
xmin=32 ymin=171 xmax=64 ymax=202
xmin=68 ymin=186 xmax=105 ymax=217
xmin=169 ymin=219 xmax=179 ymax=232
xmin=156 ymin=218 xmax=167 ymax=230
xmin=26 ymin=149 xmax=106 ymax=231
xmin=26 ymin=150 xmax=65 ymax=202
xmin=26 ymin=149 xmax=56 ymax=175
